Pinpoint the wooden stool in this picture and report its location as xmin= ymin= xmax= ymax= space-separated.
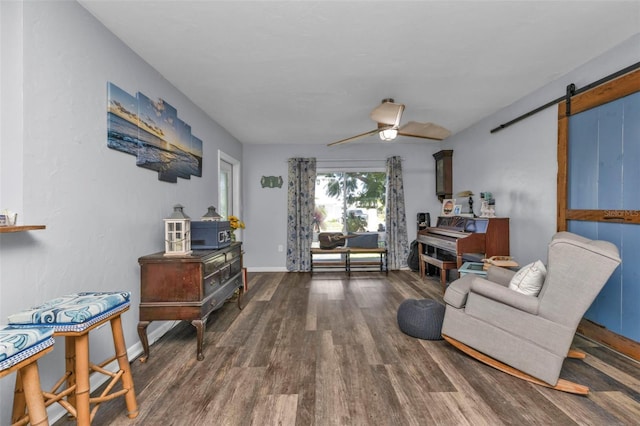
xmin=0 ymin=326 xmax=54 ymax=426
xmin=9 ymin=292 xmax=138 ymax=425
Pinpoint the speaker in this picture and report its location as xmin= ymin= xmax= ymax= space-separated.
xmin=417 ymin=212 xmax=430 ymax=230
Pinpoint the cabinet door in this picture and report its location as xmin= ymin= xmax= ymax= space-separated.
xmin=141 ymin=261 xmax=202 ymax=302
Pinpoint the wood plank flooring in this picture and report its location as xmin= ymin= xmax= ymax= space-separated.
xmin=56 ymin=271 xmax=640 ymax=425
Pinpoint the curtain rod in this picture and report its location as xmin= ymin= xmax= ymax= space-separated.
xmin=490 ymin=61 xmax=640 ymax=134
xmin=316 ymin=158 xmax=392 ymax=163
xmin=287 ymin=158 xmax=399 ymax=163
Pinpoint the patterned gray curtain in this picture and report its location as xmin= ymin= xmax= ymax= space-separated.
xmin=286 ymin=158 xmax=317 ymax=271
xmin=385 ymin=156 xmax=409 ymax=269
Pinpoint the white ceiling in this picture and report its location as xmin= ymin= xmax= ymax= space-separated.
xmin=78 ymin=1 xmax=640 ymax=145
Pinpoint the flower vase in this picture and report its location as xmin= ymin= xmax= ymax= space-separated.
xmin=230 ymin=231 xmax=236 ymax=242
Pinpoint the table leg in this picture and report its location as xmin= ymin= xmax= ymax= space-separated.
xmin=137 ymin=321 xmax=151 ymax=363
xmin=19 ymin=362 xmax=49 ymax=426
xmin=191 ymin=319 xmax=206 ymax=361
xmin=237 ymin=286 xmax=245 ymax=310
xmin=74 ymin=334 xmax=91 ymax=426
xmin=65 ymin=336 xmax=77 ymax=415
xmin=111 ymin=315 xmax=139 ymax=418
xmin=11 ymin=369 xmax=26 ymax=424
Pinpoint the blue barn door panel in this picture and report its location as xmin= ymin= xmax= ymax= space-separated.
xmin=621 ymin=224 xmax=640 ymax=342
xmin=568 ymin=110 xmax=598 ymax=209
xmin=569 ymin=220 xmax=623 ymax=332
xmin=623 ymin=94 xmax=640 ymax=209
xmin=568 ymin=90 xmax=640 ymax=343
xmin=596 ymin=101 xmax=623 ymax=209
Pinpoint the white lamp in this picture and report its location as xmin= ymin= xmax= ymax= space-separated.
xmin=164 ymin=204 xmax=191 ymax=256
xmin=379 ymin=128 xmax=398 ymax=141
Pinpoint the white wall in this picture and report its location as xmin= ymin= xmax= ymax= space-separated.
xmin=242 ymin=142 xmax=444 ymax=270
xmin=242 ymin=33 xmax=640 ymax=270
xmin=443 ymin=33 xmax=640 ymax=265
xmin=0 ymin=1 xmax=242 ymax=421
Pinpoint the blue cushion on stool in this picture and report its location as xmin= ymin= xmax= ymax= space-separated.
xmin=397 ymin=298 xmax=445 ymax=340
xmin=0 ymin=326 xmax=54 ymax=371
xmin=8 ymin=291 xmax=130 ymax=333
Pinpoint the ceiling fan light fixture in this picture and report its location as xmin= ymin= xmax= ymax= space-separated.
xmin=379 ymin=128 xmax=398 ymax=141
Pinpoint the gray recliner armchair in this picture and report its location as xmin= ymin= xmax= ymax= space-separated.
xmin=441 ymin=232 xmax=621 ymax=394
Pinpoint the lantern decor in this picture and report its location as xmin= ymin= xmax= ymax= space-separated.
xmin=201 ymin=206 xmax=222 ymax=221
xmin=164 ymin=204 xmax=192 ymax=256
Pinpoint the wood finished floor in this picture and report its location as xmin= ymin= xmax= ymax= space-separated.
xmin=57 ymin=271 xmax=640 ymax=425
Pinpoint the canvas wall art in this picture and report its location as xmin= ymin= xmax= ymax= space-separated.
xmin=107 ymin=82 xmax=203 ymax=183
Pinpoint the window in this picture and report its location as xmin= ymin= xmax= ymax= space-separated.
xmin=218 ymin=151 xmax=240 ymax=220
xmin=219 ymin=159 xmax=233 ymax=218
xmin=314 ymin=171 xmax=386 ymax=236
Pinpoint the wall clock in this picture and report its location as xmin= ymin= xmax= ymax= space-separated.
xmin=433 ymin=150 xmax=453 ymax=202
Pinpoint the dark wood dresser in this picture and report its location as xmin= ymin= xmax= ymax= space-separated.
xmin=137 ymin=242 xmax=243 ymax=361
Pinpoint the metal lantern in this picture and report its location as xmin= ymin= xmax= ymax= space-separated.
xmin=164 ymin=204 xmax=192 ymax=256
xmin=201 ymin=206 xmax=222 ymax=221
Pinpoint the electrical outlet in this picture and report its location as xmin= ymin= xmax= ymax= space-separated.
xmin=278 ymin=244 xmax=283 ymax=252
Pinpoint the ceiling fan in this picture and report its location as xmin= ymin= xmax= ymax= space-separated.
xmin=328 ymin=98 xmax=451 ymax=147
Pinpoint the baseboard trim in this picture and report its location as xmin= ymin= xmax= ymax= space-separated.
xmin=247 ymin=266 xmax=289 ymax=272
xmin=245 ymin=267 xmax=406 ymax=273
xmin=577 ymin=318 xmax=640 ymax=361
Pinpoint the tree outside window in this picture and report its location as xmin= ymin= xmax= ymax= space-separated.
xmin=314 ymin=171 xmax=386 ymax=235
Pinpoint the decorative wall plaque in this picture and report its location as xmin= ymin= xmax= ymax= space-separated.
xmin=261 ymin=176 xmax=283 ymax=188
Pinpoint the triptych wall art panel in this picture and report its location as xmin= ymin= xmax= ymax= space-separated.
xmin=107 ymin=82 xmax=203 ymax=183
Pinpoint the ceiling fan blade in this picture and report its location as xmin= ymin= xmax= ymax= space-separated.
xmin=328 ymin=126 xmax=393 ymax=147
xmin=370 ymin=102 xmax=405 ymax=126
xmin=398 ymin=121 xmax=451 ymax=141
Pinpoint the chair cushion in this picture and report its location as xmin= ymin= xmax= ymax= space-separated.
xmin=397 ymin=298 xmax=445 ymax=340
xmin=0 ymin=326 xmax=54 ymax=371
xmin=509 ymin=261 xmax=546 ymax=296
xmin=8 ymin=291 xmax=130 ymax=332
xmin=443 ymin=274 xmax=475 ymax=308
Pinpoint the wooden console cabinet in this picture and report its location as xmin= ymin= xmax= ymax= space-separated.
xmin=137 ymin=242 xmax=244 ymax=361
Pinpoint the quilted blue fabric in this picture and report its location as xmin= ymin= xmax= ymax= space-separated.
xmin=8 ymin=291 xmax=130 ymax=332
xmin=0 ymin=326 xmax=54 ymax=371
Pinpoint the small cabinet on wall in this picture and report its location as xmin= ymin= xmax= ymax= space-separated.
xmin=433 ymin=150 xmax=453 ymax=201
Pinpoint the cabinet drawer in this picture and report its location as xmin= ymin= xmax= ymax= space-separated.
xmin=228 ymin=256 xmax=242 ymax=278
xmin=203 ymin=257 xmax=242 ymax=297
xmin=225 ymin=245 xmax=242 ymax=262
xmin=203 ymin=253 xmax=226 ymax=276
xmin=203 ymin=272 xmax=243 ymax=314
xmin=203 ymin=270 xmax=221 ymax=297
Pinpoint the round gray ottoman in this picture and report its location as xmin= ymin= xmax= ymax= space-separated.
xmin=397 ymin=298 xmax=445 ymax=340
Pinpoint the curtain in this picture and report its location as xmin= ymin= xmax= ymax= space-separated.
xmin=385 ymin=156 xmax=409 ymax=270
xmin=286 ymin=158 xmax=317 ymax=272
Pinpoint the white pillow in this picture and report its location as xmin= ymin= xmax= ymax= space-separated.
xmin=508 ymin=260 xmax=547 ymax=296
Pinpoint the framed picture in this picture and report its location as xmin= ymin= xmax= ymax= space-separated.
xmin=453 ymin=205 xmax=462 ymax=215
xmin=441 ymin=199 xmax=456 ymax=216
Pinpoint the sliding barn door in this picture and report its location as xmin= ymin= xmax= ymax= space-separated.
xmin=558 ymin=69 xmax=640 ymax=353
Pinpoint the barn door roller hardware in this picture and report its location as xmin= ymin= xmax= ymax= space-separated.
xmin=491 ymin=61 xmax=640 ymax=134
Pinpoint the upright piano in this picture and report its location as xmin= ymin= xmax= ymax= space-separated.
xmin=417 ymin=216 xmax=510 ymax=281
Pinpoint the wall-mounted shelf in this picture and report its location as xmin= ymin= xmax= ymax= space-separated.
xmin=0 ymin=225 xmax=46 ymax=233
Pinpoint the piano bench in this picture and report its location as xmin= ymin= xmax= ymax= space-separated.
xmin=420 ymin=254 xmax=457 ymax=292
